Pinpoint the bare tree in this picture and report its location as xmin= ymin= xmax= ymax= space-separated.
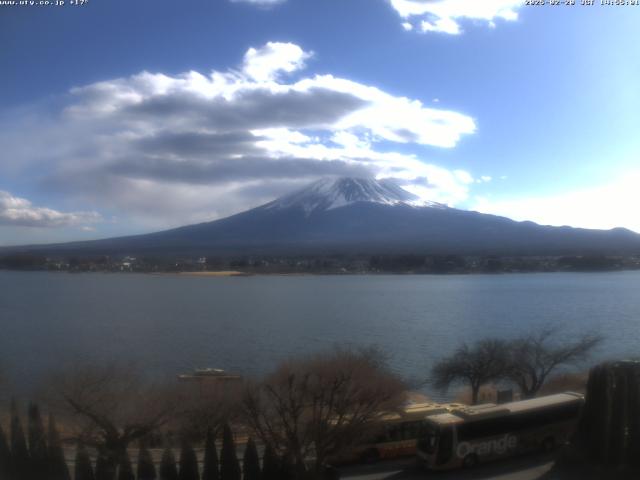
xmin=507 ymin=327 xmax=603 ymax=399
xmin=48 ymin=363 xmax=178 ymax=473
xmin=242 ymin=346 xmax=406 ymax=478
xmin=173 ymin=379 xmax=244 ymax=441
xmin=431 ymin=339 xmax=510 ymax=405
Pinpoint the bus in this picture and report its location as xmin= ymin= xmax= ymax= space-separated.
xmin=328 ymin=401 xmax=464 ymax=464
xmin=416 ymin=392 xmax=584 ymax=470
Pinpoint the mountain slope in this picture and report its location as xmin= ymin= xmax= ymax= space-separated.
xmin=4 ymin=177 xmax=640 ymax=257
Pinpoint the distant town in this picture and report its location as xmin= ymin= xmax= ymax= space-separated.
xmin=2 ymin=252 xmax=640 ymax=275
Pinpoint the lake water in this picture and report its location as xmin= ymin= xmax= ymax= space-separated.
xmin=1 ymin=270 xmax=640 ymax=397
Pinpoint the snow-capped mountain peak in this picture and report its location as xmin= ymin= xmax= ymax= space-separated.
xmin=265 ymin=177 xmax=445 ymax=214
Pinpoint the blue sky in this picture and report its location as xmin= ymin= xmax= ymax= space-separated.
xmin=1 ymin=0 xmax=639 ymax=245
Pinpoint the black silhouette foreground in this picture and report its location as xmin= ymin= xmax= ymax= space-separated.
xmin=546 ymin=360 xmax=640 ymax=479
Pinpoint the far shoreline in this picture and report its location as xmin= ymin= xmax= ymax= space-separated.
xmin=178 ymin=270 xmax=251 ymax=277
xmin=3 ymin=268 xmax=640 ymax=277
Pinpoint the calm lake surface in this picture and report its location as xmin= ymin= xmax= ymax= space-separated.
xmin=1 ymin=270 xmax=639 ymax=397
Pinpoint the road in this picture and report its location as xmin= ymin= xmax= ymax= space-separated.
xmin=340 ymin=452 xmax=555 ymax=480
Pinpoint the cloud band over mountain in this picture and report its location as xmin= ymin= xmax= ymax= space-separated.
xmin=0 ymin=41 xmax=477 ymax=233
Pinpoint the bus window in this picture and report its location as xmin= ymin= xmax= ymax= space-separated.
xmin=387 ymin=424 xmax=403 ymax=441
xmin=509 ymin=412 xmax=539 ymax=431
xmin=417 ymin=422 xmax=438 ymax=454
xmin=403 ymin=421 xmax=423 ymax=440
xmin=510 ymin=403 xmax=581 ymax=431
xmin=373 ymin=430 xmax=389 ymax=444
xmin=458 ymin=416 xmax=511 ymax=441
xmin=436 ymin=426 xmax=453 ymax=466
xmin=540 ymin=403 xmax=581 ymax=423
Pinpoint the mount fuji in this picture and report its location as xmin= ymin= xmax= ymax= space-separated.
xmin=5 ymin=177 xmax=640 ymax=257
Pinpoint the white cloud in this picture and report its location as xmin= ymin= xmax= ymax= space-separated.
xmin=0 ymin=191 xmax=101 ymax=228
xmin=472 ymin=171 xmax=640 ymax=233
xmin=401 ymin=22 xmax=414 ymax=31
xmin=422 ymin=16 xmax=461 ymax=35
xmin=297 ymin=75 xmax=476 ymax=147
xmin=389 ymin=0 xmax=522 ymax=34
xmin=242 ymin=42 xmax=312 ymax=82
xmin=0 ymin=42 xmax=477 ymax=232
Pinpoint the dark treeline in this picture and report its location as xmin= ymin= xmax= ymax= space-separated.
xmin=0 ymin=404 xmax=300 ymax=480
xmin=1 ymin=252 xmax=639 ymax=274
xmin=0 ymin=401 xmax=70 ymax=480
xmin=0 ymin=255 xmax=48 ymax=270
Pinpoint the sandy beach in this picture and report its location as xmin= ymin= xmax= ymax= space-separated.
xmin=179 ymin=271 xmax=251 ymax=277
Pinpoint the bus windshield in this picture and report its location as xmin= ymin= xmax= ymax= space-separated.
xmin=418 ymin=423 xmax=439 ymax=454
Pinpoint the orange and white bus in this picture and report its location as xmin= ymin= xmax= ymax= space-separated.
xmin=416 ymin=392 xmax=584 ymax=470
xmin=328 ymin=401 xmax=463 ymax=464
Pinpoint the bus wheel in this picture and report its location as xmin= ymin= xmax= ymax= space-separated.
xmin=542 ymin=437 xmax=556 ymax=452
xmin=360 ymin=449 xmax=380 ymax=464
xmin=462 ymin=454 xmax=478 ymax=468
